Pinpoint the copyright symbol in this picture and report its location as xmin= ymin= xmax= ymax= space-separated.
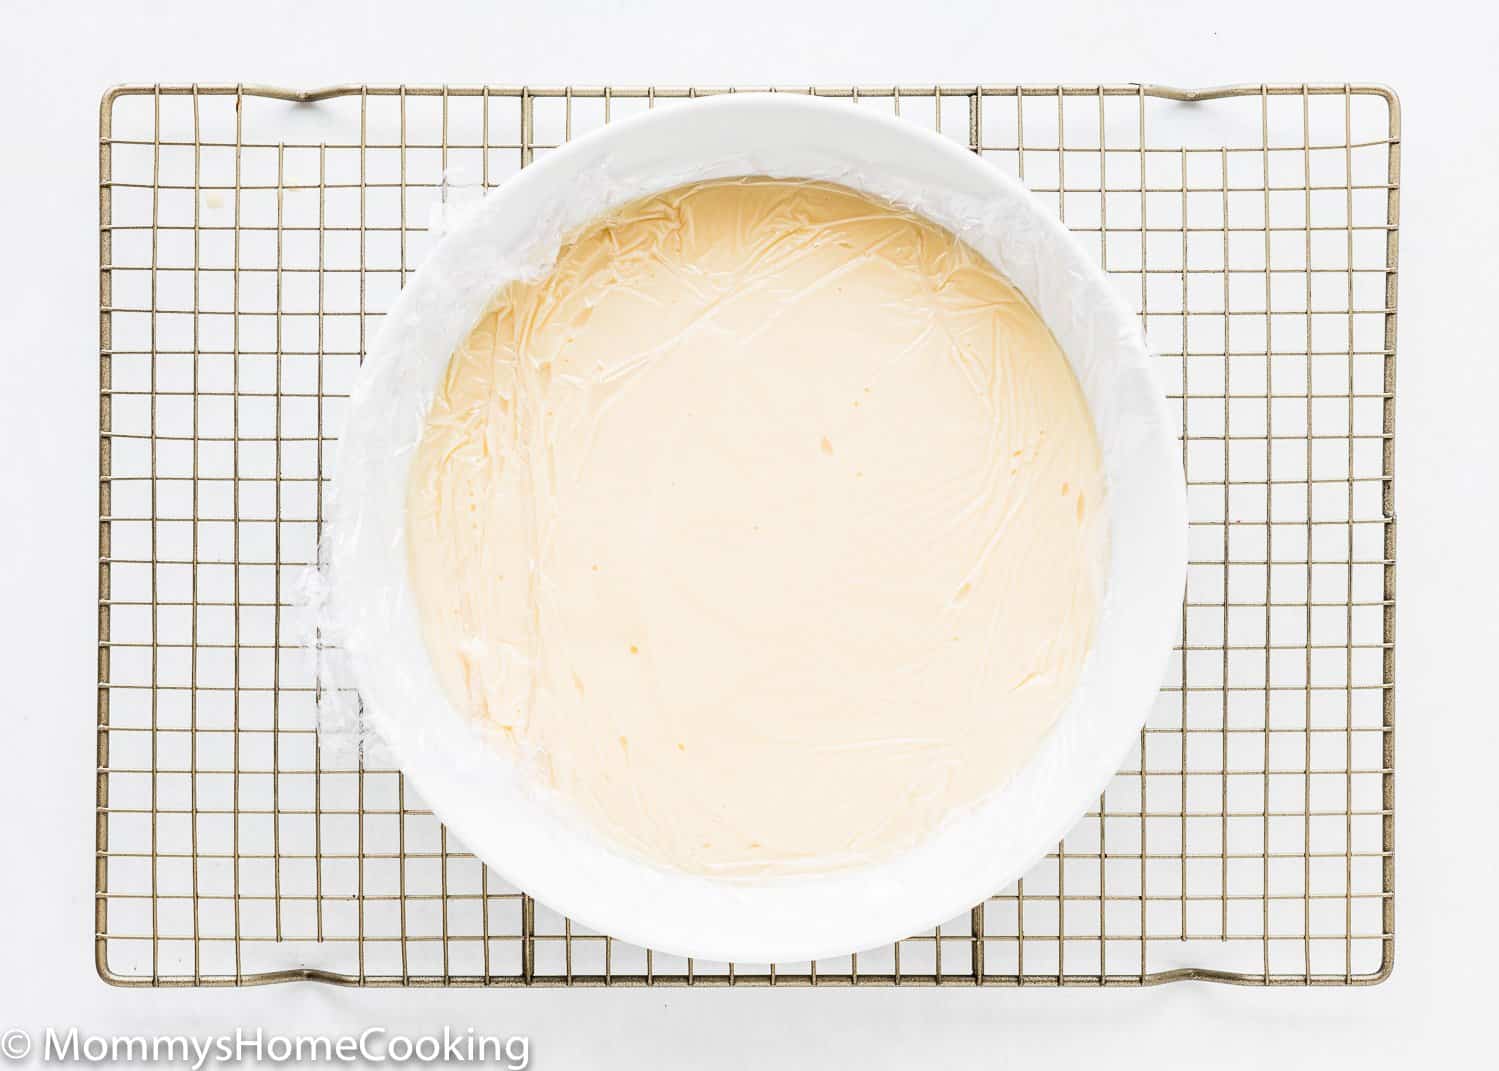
xmin=0 ymin=1030 xmax=29 ymax=1060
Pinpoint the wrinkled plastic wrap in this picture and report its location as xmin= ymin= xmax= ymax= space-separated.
xmin=305 ymin=95 xmax=1186 ymax=962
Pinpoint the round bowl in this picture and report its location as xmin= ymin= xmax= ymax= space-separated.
xmin=326 ymin=92 xmax=1187 ymax=963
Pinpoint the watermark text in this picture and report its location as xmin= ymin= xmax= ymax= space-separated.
xmin=0 ymin=1027 xmax=529 ymax=1068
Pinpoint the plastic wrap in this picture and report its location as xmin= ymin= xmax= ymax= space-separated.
xmin=306 ymin=94 xmax=1186 ymax=962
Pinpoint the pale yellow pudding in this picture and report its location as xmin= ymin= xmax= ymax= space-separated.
xmin=405 ymin=178 xmax=1107 ymax=876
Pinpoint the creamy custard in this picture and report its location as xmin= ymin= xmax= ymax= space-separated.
xmin=405 ymin=178 xmax=1107 ymax=876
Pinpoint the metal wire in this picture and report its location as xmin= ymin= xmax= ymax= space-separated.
xmin=96 ymin=83 xmax=1399 ymax=987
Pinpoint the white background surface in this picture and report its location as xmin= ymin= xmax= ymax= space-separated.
xmin=1 ymin=1 xmax=1494 ymax=1066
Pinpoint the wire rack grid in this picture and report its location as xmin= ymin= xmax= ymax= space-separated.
xmin=96 ymin=82 xmax=1398 ymax=988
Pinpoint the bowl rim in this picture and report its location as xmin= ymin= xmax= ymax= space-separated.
xmin=328 ymin=91 xmax=1188 ymax=964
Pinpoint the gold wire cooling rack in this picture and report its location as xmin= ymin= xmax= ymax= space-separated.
xmin=96 ymin=82 xmax=1398 ymax=987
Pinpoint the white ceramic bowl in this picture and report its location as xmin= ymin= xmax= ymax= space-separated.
xmin=327 ymin=93 xmax=1186 ymax=963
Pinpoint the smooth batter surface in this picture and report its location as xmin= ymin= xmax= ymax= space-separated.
xmin=406 ymin=178 xmax=1107 ymax=876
